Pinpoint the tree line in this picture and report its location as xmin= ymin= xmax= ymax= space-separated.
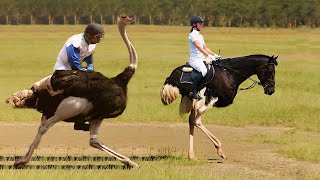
xmin=1 ymin=0 xmax=319 ymax=28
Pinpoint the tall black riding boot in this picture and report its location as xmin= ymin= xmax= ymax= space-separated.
xmin=188 ymin=73 xmax=204 ymax=101
xmin=74 ymin=121 xmax=90 ymax=131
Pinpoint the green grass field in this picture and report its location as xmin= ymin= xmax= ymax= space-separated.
xmin=1 ymin=25 xmax=319 ymax=130
xmin=0 ymin=25 xmax=319 ymax=178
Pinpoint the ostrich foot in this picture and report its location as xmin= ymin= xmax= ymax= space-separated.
xmin=188 ymin=153 xmax=195 ymax=160
xmin=121 ymin=158 xmax=139 ymax=168
xmin=14 ymin=159 xmax=27 ymax=169
xmin=217 ymin=148 xmax=227 ymax=159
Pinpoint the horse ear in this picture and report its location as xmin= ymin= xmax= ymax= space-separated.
xmin=268 ymin=55 xmax=274 ymax=63
xmin=268 ymin=55 xmax=278 ymax=66
xmin=274 ymin=55 xmax=279 ymax=66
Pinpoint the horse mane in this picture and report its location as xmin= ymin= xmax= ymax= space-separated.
xmin=221 ymin=54 xmax=270 ymax=65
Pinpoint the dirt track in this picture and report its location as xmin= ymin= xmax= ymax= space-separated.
xmin=0 ymin=122 xmax=319 ymax=177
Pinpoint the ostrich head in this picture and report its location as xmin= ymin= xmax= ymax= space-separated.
xmin=118 ymin=15 xmax=135 ymax=25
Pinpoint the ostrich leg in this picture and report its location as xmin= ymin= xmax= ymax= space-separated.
xmin=14 ymin=114 xmax=61 ymax=168
xmin=89 ymin=119 xmax=139 ymax=167
xmin=188 ymin=109 xmax=196 ymax=159
xmin=14 ymin=97 xmax=91 ymax=168
xmin=194 ymin=113 xmax=227 ymax=159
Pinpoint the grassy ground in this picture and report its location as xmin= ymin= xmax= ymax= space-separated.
xmin=1 ymin=25 xmax=319 ymax=130
xmin=0 ymin=25 xmax=319 ymax=178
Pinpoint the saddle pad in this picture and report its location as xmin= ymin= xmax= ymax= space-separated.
xmin=180 ymin=72 xmax=193 ymax=84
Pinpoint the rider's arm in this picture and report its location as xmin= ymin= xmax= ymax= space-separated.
xmin=85 ymin=54 xmax=94 ymax=71
xmin=203 ymin=43 xmax=216 ymax=55
xmin=66 ymin=45 xmax=86 ymax=70
xmin=193 ymin=41 xmax=211 ymax=56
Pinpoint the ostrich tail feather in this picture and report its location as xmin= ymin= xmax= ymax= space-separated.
xmin=160 ymin=84 xmax=180 ymax=105
xmin=6 ymin=89 xmax=36 ymax=108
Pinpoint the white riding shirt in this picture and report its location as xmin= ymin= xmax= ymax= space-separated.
xmin=188 ymin=29 xmax=207 ymax=77
xmin=54 ymin=33 xmax=96 ymax=71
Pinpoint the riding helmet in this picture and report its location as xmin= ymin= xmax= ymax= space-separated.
xmin=190 ymin=16 xmax=204 ymax=26
xmin=85 ymin=23 xmax=104 ymax=36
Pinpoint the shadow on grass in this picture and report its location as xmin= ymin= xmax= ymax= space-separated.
xmin=207 ymin=158 xmax=224 ymax=164
xmin=0 ymin=155 xmax=180 ymax=170
xmin=0 ymin=164 xmax=127 ymax=170
xmin=0 ymin=155 xmax=178 ymax=162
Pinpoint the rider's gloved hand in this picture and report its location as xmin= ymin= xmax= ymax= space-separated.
xmin=208 ymin=54 xmax=217 ymax=61
xmin=204 ymin=57 xmax=212 ymax=64
xmin=213 ymin=54 xmax=221 ymax=60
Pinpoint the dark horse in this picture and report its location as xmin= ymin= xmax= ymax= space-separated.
xmin=160 ymin=54 xmax=278 ymax=160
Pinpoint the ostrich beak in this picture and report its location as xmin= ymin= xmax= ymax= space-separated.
xmin=121 ymin=15 xmax=135 ymax=24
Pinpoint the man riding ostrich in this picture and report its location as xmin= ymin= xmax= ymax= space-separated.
xmin=6 ymin=16 xmax=139 ymax=168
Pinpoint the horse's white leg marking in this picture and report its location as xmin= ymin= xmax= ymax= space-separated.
xmin=194 ymin=113 xmax=227 ymax=159
xmin=89 ymin=119 xmax=139 ymax=167
xmin=14 ymin=97 xmax=89 ymax=168
xmin=188 ymin=110 xmax=196 ymax=159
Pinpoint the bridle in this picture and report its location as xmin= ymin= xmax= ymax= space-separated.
xmin=216 ymin=62 xmax=276 ymax=91
xmin=259 ymin=63 xmax=276 ymax=91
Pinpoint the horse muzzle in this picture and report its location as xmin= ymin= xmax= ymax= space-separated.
xmin=264 ymin=86 xmax=274 ymax=95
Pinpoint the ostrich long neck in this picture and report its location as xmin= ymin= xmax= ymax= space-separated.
xmin=118 ymin=22 xmax=138 ymax=69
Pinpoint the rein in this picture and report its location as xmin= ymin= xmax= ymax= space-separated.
xmin=217 ymin=61 xmax=276 ymax=91
xmin=215 ymin=63 xmax=262 ymax=91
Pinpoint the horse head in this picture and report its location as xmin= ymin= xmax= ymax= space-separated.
xmin=256 ymin=55 xmax=278 ymax=95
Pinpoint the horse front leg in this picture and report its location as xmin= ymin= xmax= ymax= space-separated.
xmin=89 ymin=119 xmax=139 ymax=167
xmin=188 ymin=110 xmax=196 ymax=159
xmin=194 ymin=113 xmax=227 ymax=159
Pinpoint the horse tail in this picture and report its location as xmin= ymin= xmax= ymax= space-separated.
xmin=160 ymin=84 xmax=180 ymax=105
xmin=6 ymin=89 xmax=37 ymax=108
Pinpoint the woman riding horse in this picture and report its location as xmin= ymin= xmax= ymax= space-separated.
xmin=160 ymin=54 xmax=278 ymax=160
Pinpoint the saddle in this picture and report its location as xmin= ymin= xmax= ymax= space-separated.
xmin=180 ymin=62 xmax=215 ymax=84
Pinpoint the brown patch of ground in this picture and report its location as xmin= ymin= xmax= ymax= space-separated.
xmin=0 ymin=122 xmax=319 ymax=178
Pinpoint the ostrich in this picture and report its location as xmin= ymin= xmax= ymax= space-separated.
xmin=6 ymin=16 xmax=139 ymax=168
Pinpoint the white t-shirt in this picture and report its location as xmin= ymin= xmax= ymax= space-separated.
xmin=188 ymin=30 xmax=205 ymax=59
xmin=54 ymin=33 xmax=96 ymax=70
